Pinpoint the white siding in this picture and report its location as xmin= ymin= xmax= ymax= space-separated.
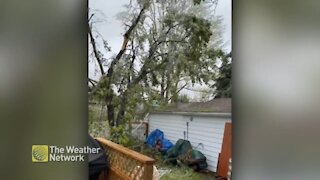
xmin=148 ymin=113 xmax=231 ymax=172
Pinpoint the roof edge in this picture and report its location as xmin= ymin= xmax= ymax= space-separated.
xmin=150 ymin=111 xmax=232 ymax=118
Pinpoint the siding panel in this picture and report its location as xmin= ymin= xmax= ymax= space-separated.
xmin=148 ymin=113 xmax=231 ymax=172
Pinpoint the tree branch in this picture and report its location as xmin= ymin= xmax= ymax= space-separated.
xmin=88 ymin=79 xmax=96 ymax=88
xmin=104 ymin=4 xmax=147 ymax=84
xmin=88 ymin=23 xmax=105 ymax=75
xmin=167 ymin=83 xmax=189 ymax=102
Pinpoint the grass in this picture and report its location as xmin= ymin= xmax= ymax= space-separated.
xmin=160 ymin=166 xmax=203 ymax=180
xmin=158 ymin=162 xmax=216 ymax=180
xmin=132 ymin=143 xmax=216 ymax=180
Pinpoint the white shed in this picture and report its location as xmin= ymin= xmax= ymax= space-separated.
xmin=148 ymin=98 xmax=231 ymax=172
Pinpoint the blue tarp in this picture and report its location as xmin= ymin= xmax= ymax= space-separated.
xmin=146 ymin=129 xmax=173 ymax=152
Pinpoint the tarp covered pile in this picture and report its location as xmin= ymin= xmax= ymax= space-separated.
xmin=165 ymin=139 xmax=208 ymax=171
xmin=146 ymin=129 xmax=208 ymax=171
xmin=146 ymin=129 xmax=173 ymax=152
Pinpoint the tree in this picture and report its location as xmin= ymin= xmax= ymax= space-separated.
xmin=213 ymin=52 xmax=231 ymax=98
xmin=178 ymin=94 xmax=190 ymax=103
xmin=89 ymin=0 xmax=223 ymax=128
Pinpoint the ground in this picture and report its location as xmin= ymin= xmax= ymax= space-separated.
xmin=132 ymin=144 xmax=217 ymax=180
xmin=158 ymin=166 xmax=216 ymax=180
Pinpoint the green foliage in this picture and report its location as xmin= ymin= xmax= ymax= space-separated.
xmin=88 ymin=105 xmax=109 ymax=138
xmin=178 ymin=94 xmax=190 ymax=103
xmin=109 ymin=125 xmax=135 ymax=147
xmin=135 ymin=144 xmax=164 ymax=164
xmin=88 ymin=105 xmax=102 ymax=123
xmin=89 ymin=121 xmax=109 ymax=138
xmin=213 ymin=53 xmax=232 ymax=98
xmin=193 ymin=0 xmax=204 ymax=5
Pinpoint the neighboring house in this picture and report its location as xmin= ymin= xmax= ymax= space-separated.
xmin=148 ymin=98 xmax=231 ymax=172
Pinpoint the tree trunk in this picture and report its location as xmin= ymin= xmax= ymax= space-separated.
xmin=160 ymin=71 xmax=166 ymax=98
xmin=170 ymin=82 xmax=178 ymax=103
xmin=164 ymin=70 xmax=171 ymax=103
xmin=102 ymin=5 xmax=147 ymax=127
xmin=115 ymin=91 xmax=129 ymax=126
xmin=107 ymin=104 xmax=115 ymax=127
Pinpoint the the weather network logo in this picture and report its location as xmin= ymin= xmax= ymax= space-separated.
xmin=32 ymin=145 xmax=49 ymax=162
xmin=32 ymin=144 xmax=100 ymax=162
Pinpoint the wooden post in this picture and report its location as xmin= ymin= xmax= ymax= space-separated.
xmin=143 ymin=163 xmax=154 ymax=180
xmin=217 ymin=122 xmax=232 ymax=178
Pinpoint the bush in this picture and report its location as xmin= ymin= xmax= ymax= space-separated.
xmin=89 ymin=121 xmax=109 ymax=138
xmin=88 ymin=104 xmax=109 ymax=138
xmin=109 ymin=125 xmax=136 ymax=147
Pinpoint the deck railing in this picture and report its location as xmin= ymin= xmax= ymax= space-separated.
xmin=96 ymin=138 xmax=155 ymax=180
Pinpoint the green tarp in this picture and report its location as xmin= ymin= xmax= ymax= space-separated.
xmin=165 ymin=139 xmax=208 ymax=171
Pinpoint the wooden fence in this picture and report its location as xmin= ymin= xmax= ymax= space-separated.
xmin=96 ymin=138 xmax=155 ymax=180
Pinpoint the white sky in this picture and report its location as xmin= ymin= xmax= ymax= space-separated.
xmin=88 ymin=0 xmax=231 ymax=100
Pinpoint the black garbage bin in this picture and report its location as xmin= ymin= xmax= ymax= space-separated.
xmin=88 ymin=135 xmax=108 ymax=180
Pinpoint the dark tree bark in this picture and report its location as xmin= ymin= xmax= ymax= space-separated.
xmin=105 ymin=5 xmax=147 ymax=126
xmin=88 ymin=24 xmax=105 ymax=76
xmin=160 ymin=71 xmax=166 ymax=98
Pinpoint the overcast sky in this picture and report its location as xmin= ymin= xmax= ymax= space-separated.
xmin=89 ymin=0 xmax=231 ymax=99
xmin=89 ymin=0 xmax=231 ymax=53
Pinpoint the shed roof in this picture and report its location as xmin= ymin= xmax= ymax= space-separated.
xmin=154 ymin=98 xmax=231 ymax=113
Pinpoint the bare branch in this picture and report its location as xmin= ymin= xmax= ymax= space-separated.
xmin=167 ymin=83 xmax=189 ymax=102
xmin=88 ymin=23 xmax=105 ymax=75
xmin=88 ymin=78 xmax=97 ymax=87
xmin=88 ymin=13 xmax=95 ymax=22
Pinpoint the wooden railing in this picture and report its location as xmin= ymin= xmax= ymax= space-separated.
xmin=96 ymin=138 xmax=155 ymax=180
